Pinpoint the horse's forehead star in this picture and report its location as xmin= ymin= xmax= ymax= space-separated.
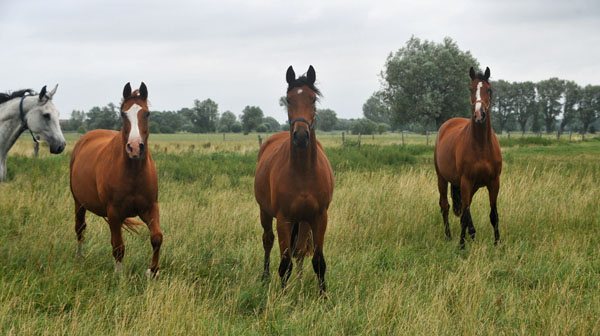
xmin=297 ymin=89 xmax=303 ymax=94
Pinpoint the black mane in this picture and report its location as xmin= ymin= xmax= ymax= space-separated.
xmin=0 ymin=89 xmax=35 ymax=105
xmin=474 ymin=73 xmax=489 ymax=83
xmin=287 ymin=76 xmax=321 ymax=96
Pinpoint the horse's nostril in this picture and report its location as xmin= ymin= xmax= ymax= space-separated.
xmin=127 ymin=143 xmax=133 ymax=152
xmin=139 ymin=143 xmax=145 ymax=153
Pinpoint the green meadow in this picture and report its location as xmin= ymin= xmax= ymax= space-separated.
xmin=1 ymin=132 xmax=599 ymax=335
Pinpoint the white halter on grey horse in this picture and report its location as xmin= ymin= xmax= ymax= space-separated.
xmin=0 ymin=85 xmax=66 ymax=182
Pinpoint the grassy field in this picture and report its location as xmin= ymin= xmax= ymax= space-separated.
xmin=1 ymin=132 xmax=599 ymax=335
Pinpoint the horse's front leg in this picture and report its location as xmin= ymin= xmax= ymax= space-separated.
xmin=487 ymin=177 xmax=500 ymax=245
xmin=459 ymin=177 xmax=474 ymax=249
xmin=311 ymin=210 xmax=328 ymax=296
xmin=276 ymin=213 xmax=293 ymax=288
xmin=0 ymin=154 xmax=7 ymax=182
xmin=140 ymin=202 xmax=162 ymax=278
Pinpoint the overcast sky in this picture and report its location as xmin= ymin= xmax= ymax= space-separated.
xmin=1 ymin=0 xmax=599 ymax=122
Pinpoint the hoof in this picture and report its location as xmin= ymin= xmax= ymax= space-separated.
xmin=146 ymin=268 xmax=159 ymax=279
xmin=76 ymin=243 xmax=85 ymax=259
xmin=445 ymin=234 xmax=452 ymax=242
xmin=114 ymin=261 xmax=123 ymax=274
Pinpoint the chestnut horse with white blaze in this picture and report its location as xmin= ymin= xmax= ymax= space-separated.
xmin=254 ymin=65 xmax=334 ymax=295
xmin=69 ymin=82 xmax=162 ymax=276
xmin=434 ymin=67 xmax=502 ymax=248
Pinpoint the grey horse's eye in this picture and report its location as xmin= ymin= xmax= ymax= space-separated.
xmin=43 ymin=113 xmax=51 ymax=120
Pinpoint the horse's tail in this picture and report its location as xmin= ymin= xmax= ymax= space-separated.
xmin=291 ymin=221 xmax=314 ymax=258
xmin=102 ymin=217 xmax=144 ymax=234
xmin=450 ymin=185 xmax=462 ymax=217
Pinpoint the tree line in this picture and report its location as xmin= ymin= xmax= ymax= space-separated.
xmin=63 ymin=97 xmax=389 ymax=135
xmin=363 ymin=36 xmax=600 ymax=135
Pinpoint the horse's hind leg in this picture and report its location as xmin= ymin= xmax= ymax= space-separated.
xmin=260 ymin=209 xmax=274 ymax=282
xmin=74 ymin=200 xmax=86 ymax=258
xmin=437 ymin=176 xmax=451 ymax=240
xmin=487 ymin=178 xmax=500 ymax=245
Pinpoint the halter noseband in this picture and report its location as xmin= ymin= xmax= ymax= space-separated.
xmin=19 ymin=94 xmax=39 ymax=144
xmin=289 ymin=117 xmax=315 ymax=131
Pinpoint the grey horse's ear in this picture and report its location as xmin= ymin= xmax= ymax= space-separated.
xmin=123 ymin=82 xmax=132 ymax=100
xmin=39 ymin=85 xmax=47 ymax=101
xmin=47 ymin=84 xmax=58 ymax=99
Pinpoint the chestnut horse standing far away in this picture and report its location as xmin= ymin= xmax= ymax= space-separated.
xmin=254 ymin=65 xmax=334 ymax=295
xmin=434 ymin=67 xmax=502 ymax=248
xmin=70 ymin=82 xmax=162 ymax=276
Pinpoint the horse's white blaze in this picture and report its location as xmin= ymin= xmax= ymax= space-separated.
xmin=475 ymin=82 xmax=483 ymax=113
xmin=297 ymin=89 xmax=303 ymax=94
xmin=125 ymin=104 xmax=142 ymax=143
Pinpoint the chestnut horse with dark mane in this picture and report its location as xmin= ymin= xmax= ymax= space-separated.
xmin=254 ymin=65 xmax=334 ymax=295
xmin=70 ymin=82 xmax=162 ymax=276
xmin=434 ymin=67 xmax=502 ymax=248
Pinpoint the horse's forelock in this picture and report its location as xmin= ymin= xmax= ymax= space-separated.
xmin=287 ymin=76 xmax=321 ymax=97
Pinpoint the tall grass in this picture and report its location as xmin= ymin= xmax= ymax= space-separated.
xmin=1 ymin=134 xmax=599 ymax=334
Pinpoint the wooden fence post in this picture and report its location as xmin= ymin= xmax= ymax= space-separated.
xmin=569 ymin=131 xmax=572 ymax=142
xmin=426 ymin=131 xmax=429 ymax=146
xmin=342 ymin=131 xmax=345 ymax=144
xmin=402 ymin=131 xmax=405 ymax=145
xmin=507 ymin=131 xmax=510 ymax=140
xmin=358 ymin=133 xmax=361 ymax=150
xmin=223 ymin=133 xmax=226 ymax=141
xmin=372 ymin=134 xmax=375 ymax=141
xmin=258 ymin=135 xmax=262 ymax=147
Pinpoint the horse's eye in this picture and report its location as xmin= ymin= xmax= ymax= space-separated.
xmin=286 ymin=98 xmax=291 ymax=104
xmin=146 ymin=111 xmax=150 ymax=117
xmin=312 ymin=98 xmax=317 ymax=104
xmin=43 ymin=113 xmax=51 ymax=120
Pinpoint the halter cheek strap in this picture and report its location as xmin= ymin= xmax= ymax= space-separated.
xmin=20 ymin=95 xmax=39 ymax=144
xmin=289 ymin=117 xmax=315 ymax=131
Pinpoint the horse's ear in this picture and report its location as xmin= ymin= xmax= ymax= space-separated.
xmin=307 ymin=65 xmax=316 ymax=85
xmin=38 ymin=85 xmax=47 ymax=101
xmin=48 ymin=84 xmax=58 ymax=98
xmin=123 ymin=82 xmax=132 ymax=100
xmin=484 ymin=67 xmax=491 ymax=81
xmin=139 ymin=82 xmax=148 ymax=101
xmin=286 ymin=66 xmax=295 ymax=85
xmin=469 ymin=67 xmax=475 ymax=80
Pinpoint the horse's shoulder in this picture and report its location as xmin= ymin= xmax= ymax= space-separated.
xmin=258 ymin=132 xmax=289 ymax=160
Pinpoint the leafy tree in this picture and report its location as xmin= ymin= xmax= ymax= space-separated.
xmin=334 ymin=118 xmax=353 ymax=131
xmin=149 ymin=121 xmax=161 ymax=134
xmin=513 ymin=81 xmax=537 ymax=135
xmin=281 ymin=123 xmax=290 ymax=131
xmin=380 ymin=36 xmax=479 ymax=129
xmin=240 ymin=106 xmax=264 ymax=133
xmin=377 ymin=123 xmax=390 ymax=134
xmin=317 ymin=108 xmax=337 ymax=131
xmin=559 ymin=81 xmax=581 ymax=137
xmin=536 ymin=78 xmax=565 ymax=133
xmin=263 ymin=116 xmax=281 ymax=132
xmin=87 ymin=103 xmax=120 ymax=130
xmin=218 ymin=111 xmax=237 ymax=132
xmin=177 ymin=107 xmax=196 ymax=132
xmin=350 ymin=118 xmax=378 ymax=135
xmin=362 ymin=92 xmax=390 ymax=124
xmin=577 ymin=85 xmax=600 ymax=134
xmin=190 ymin=99 xmax=219 ymax=133
xmin=491 ymin=80 xmax=514 ymax=133
xmin=230 ymin=122 xmax=243 ymax=133
xmin=151 ymin=111 xmax=183 ymax=134
xmin=67 ymin=110 xmax=86 ymax=132
xmin=256 ymin=124 xmax=269 ymax=133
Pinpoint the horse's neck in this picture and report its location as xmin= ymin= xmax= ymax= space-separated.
xmin=0 ymin=100 xmax=27 ymax=159
xmin=468 ymin=118 xmax=493 ymax=145
xmin=290 ymin=130 xmax=318 ymax=172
